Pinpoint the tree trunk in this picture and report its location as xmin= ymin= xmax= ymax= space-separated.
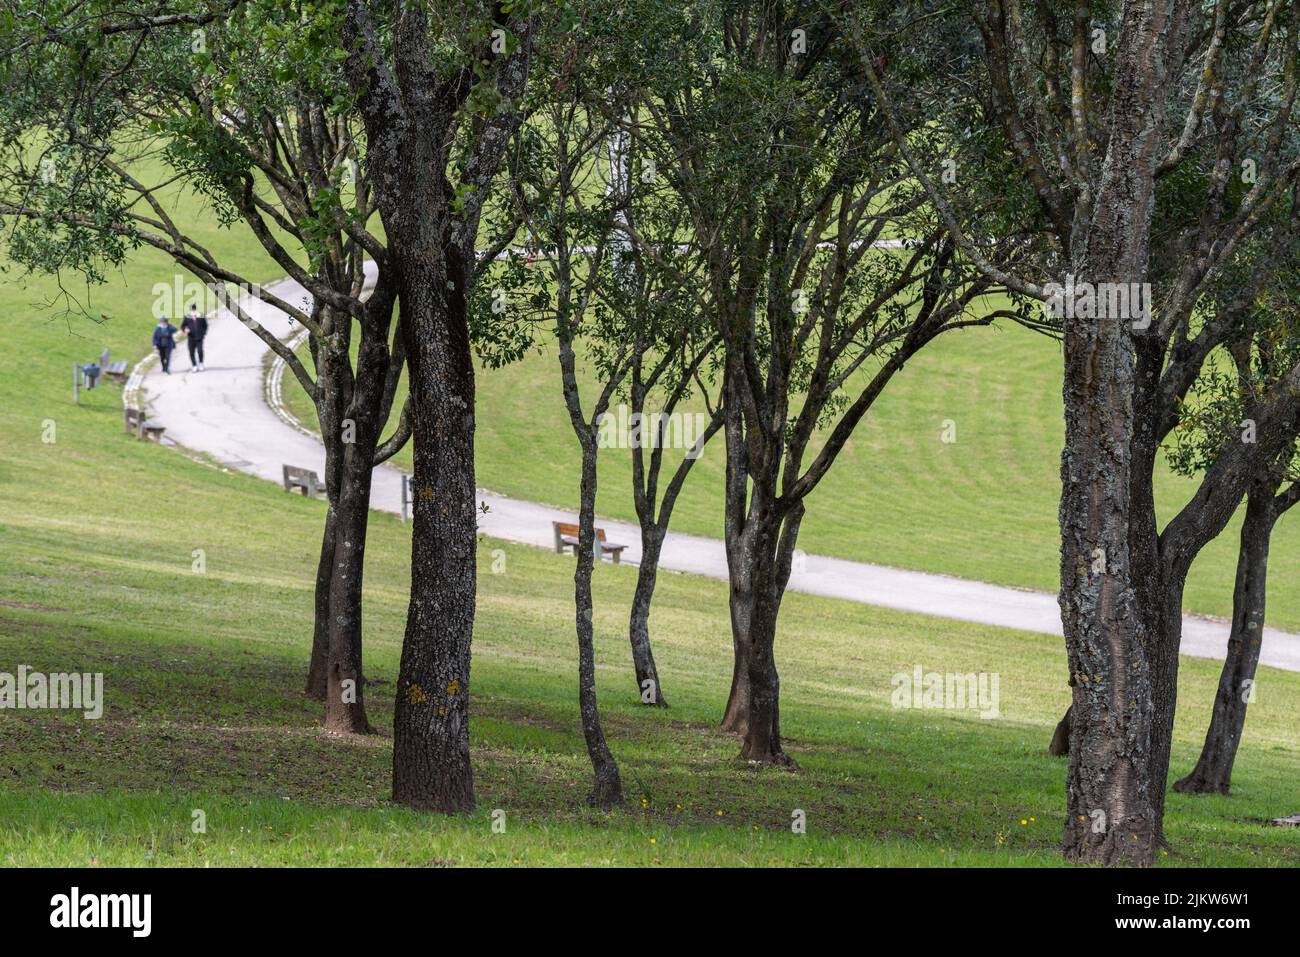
xmin=306 ymin=505 xmax=335 ymax=701
xmin=322 ymin=426 xmax=379 ymax=734
xmin=720 ymin=505 xmax=759 ymax=737
xmin=719 ymin=364 xmax=754 ymax=735
xmin=1057 ymin=239 xmax=1154 ymax=860
xmin=737 ymin=589 xmax=791 ymax=766
xmin=574 ymin=435 xmax=623 ymax=808
xmin=1058 ymin=294 xmax=1155 ymax=864
xmin=340 ymin=0 xmax=535 ymax=813
xmin=390 ymin=250 xmax=478 ymax=814
xmin=1048 ymin=705 xmax=1071 ymax=756
xmin=723 ymin=495 xmax=800 ymax=766
xmin=627 ymin=524 xmax=668 ymax=706
xmin=722 ymin=634 xmax=754 ymax=733
xmin=1144 ymin=573 xmax=1187 ymax=844
xmin=1054 ymin=0 xmax=1194 ymax=861
xmin=1126 ymin=339 xmax=1172 ymax=844
xmin=1175 ymin=488 xmax=1275 ymax=795
xmin=306 ymin=336 xmax=347 ymax=701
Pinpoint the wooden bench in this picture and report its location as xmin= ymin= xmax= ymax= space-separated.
xmin=283 ymin=464 xmax=322 ymax=497
xmin=99 ymin=347 xmax=129 ymax=382
xmin=123 ymin=406 xmax=166 ymax=442
xmin=400 ymin=474 xmax=416 ymax=523
xmin=552 ymin=521 xmax=627 ymax=564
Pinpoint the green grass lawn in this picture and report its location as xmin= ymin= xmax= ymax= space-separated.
xmin=1 ymin=175 xmax=1296 ymax=866
xmin=284 ymin=315 xmax=1300 ymax=634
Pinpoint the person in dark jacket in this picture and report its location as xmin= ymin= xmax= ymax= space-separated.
xmin=152 ymin=317 xmax=178 ymax=374
xmin=180 ymin=305 xmax=209 ymax=371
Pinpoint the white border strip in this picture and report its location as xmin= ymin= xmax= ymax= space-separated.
xmin=265 ymin=327 xmax=317 ymax=438
xmin=122 ymin=352 xmax=156 ymax=411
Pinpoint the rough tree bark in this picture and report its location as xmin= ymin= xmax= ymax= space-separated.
xmin=1056 ymin=0 xmax=1192 ymax=866
xmin=342 ymin=0 xmax=536 ymax=812
xmin=389 ymin=247 xmax=479 ymax=812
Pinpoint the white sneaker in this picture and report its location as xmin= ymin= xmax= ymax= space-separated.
xmin=199 ymin=363 xmax=205 ymax=371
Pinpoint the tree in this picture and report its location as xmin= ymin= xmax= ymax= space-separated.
xmin=503 ymin=22 xmax=724 ymax=791
xmin=340 ymin=0 xmax=542 ymax=811
xmin=0 ymin=0 xmax=409 ymax=734
xmin=507 ymin=5 xmax=724 ymax=714
xmin=623 ymin=0 xmax=1041 ymax=764
xmin=1169 ymin=261 xmax=1300 ymax=794
xmin=607 ymin=106 xmax=724 ymax=710
xmin=863 ymin=0 xmax=1300 ymax=862
xmin=620 ymin=290 xmax=723 ymax=708
xmin=506 ymin=78 xmax=630 ymax=805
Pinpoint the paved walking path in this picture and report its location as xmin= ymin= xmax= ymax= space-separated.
xmin=139 ymin=268 xmax=1300 ymax=672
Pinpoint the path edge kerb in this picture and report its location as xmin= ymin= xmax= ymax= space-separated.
xmin=264 ymin=326 xmax=316 ymax=440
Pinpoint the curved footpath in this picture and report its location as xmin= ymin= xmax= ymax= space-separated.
xmin=140 ymin=267 xmax=1300 ymax=672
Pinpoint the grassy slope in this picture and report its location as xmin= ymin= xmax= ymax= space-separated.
xmin=285 ymin=320 xmax=1300 ymax=633
xmin=1 ymin=182 xmax=1296 ymax=866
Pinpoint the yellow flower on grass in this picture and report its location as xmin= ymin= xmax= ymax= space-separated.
xmin=1020 ymin=819 xmax=1028 ymax=826
xmin=649 ymin=838 xmax=657 ymax=845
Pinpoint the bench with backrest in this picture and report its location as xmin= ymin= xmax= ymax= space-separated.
xmin=123 ymin=406 xmax=166 ymax=442
xmin=283 ymin=464 xmax=322 ymax=497
xmin=552 ymin=521 xmax=628 ymax=564
xmin=100 ymin=347 xmax=129 ymax=382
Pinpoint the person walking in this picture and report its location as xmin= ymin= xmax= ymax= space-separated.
xmin=152 ymin=316 xmax=178 ymax=374
xmin=180 ymin=304 xmax=208 ymax=371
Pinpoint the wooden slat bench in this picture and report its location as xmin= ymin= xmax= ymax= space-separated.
xmin=100 ymin=347 xmax=129 ymax=382
xmin=123 ymin=406 xmax=166 ymax=442
xmin=282 ymin=465 xmax=322 ymax=497
xmin=552 ymin=521 xmax=627 ymax=564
